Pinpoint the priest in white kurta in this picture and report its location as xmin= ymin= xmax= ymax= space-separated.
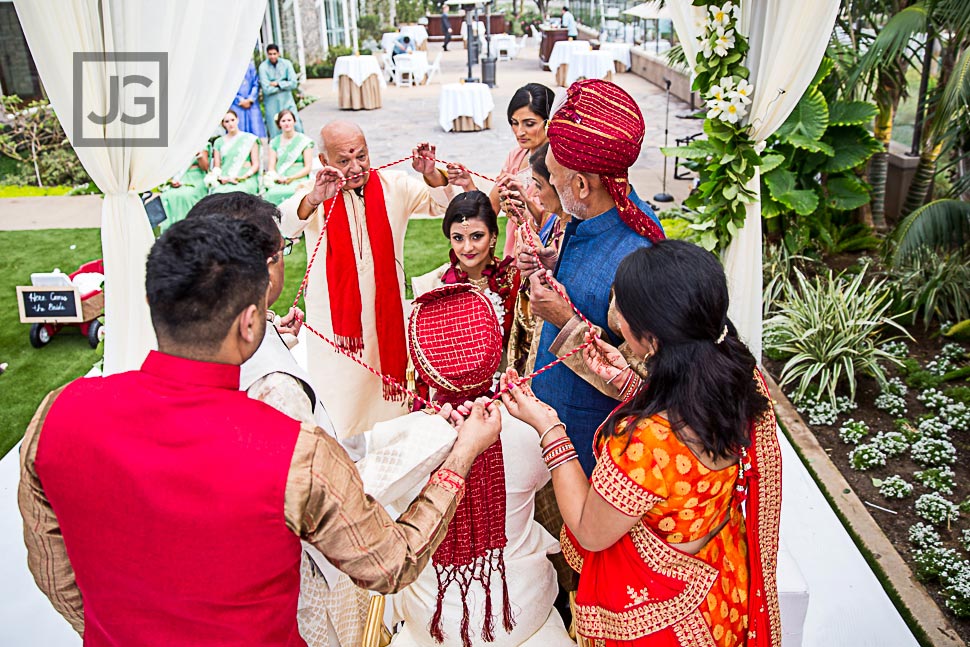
xmin=279 ymin=122 xmax=457 ymax=439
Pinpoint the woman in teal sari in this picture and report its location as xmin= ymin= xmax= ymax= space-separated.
xmin=262 ymin=109 xmax=314 ymax=205
xmin=208 ymin=110 xmax=260 ymax=195
xmin=159 ymin=148 xmax=209 ymax=232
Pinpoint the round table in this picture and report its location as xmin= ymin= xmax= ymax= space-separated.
xmin=599 ymin=42 xmax=632 ymax=72
xmin=400 ymin=25 xmax=429 ymax=50
xmin=548 ymin=40 xmax=591 ymax=86
xmin=565 ymin=50 xmax=615 ymax=86
xmin=438 ymin=82 xmax=494 ymax=132
xmin=332 ymin=55 xmax=385 ymax=110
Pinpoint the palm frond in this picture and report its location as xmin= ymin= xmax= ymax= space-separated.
xmin=888 ymin=199 xmax=970 ymax=266
xmin=925 ymin=45 xmax=970 ymax=142
xmin=846 ymin=4 xmax=929 ymax=89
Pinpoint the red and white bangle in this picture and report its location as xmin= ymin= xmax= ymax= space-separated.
xmin=429 ymin=468 xmax=466 ymax=503
xmin=619 ymin=370 xmax=643 ymax=402
xmin=542 ymin=437 xmax=578 ymax=471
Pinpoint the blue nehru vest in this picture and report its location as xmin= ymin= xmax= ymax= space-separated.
xmin=531 ymin=189 xmax=662 ymax=476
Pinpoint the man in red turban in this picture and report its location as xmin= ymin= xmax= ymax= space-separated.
xmin=518 ymin=77 xmax=665 ymax=526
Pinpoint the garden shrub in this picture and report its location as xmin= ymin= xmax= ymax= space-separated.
xmin=913 ymin=466 xmax=956 ymax=495
xmin=940 ymin=343 xmax=968 ymax=362
xmin=908 ymin=521 xmax=942 ymax=550
xmin=918 ymin=388 xmax=952 ymax=410
xmin=917 ymin=417 xmax=953 ymax=440
xmin=870 ymin=431 xmax=909 ymax=457
xmin=765 ymin=265 xmax=905 ymax=408
xmin=913 ymin=546 xmax=962 ymax=580
xmin=878 ymin=475 xmax=913 ymax=499
xmin=943 ymin=385 xmax=970 ymax=406
xmin=911 ymin=437 xmax=958 ymax=466
xmin=838 ymin=419 xmax=869 ymax=444
xmin=849 ymin=444 xmax=887 ymax=470
xmin=926 ymin=357 xmax=958 ymax=377
xmin=962 ymin=529 xmax=970 ymax=553
xmin=943 ymin=569 xmax=970 ymax=618
xmin=881 ymin=377 xmax=908 ymax=397
xmin=899 ymin=358 xmax=943 ymax=390
xmin=914 ymin=492 xmax=960 ymax=525
xmin=941 ymin=403 xmax=970 ymax=432
xmin=890 ymin=246 xmax=970 ymax=329
xmin=874 ymin=392 xmax=907 ymax=417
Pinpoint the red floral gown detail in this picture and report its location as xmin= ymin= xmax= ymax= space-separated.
xmin=561 ymin=394 xmax=782 ymax=647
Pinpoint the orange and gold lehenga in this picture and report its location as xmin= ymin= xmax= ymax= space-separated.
xmin=561 ymin=375 xmax=782 ymax=647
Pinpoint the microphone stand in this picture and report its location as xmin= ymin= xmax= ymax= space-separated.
xmin=653 ymin=77 xmax=674 ymax=203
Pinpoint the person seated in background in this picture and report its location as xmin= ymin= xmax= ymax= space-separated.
xmin=159 ymin=148 xmax=209 ymax=232
xmin=411 ymin=191 xmax=519 ymax=344
xmin=207 ymin=110 xmax=260 ymax=195
xmin=357 ymin=284 xmax=574 ymax=647
xmin=393 ymin=35 xmax=414 ymax=59
xmin=263 ymin=110 xmax=315 ymax=206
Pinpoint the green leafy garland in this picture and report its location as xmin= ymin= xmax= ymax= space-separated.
xmin=662 ymin=1 xmax=760 ymax=252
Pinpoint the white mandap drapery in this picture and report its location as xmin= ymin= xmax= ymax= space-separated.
xmin=14 ymin=0 xmax=267 ymax=374
xmin=666 ymin=0 xmax=840 ymax=362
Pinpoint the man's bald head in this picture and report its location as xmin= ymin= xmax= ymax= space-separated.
xmin=319 ymin=121 xmax=370 ymax=190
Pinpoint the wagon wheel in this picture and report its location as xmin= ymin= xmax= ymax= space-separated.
xmin=29 ymin=324 xmax=52 ymax=348
xmin=87 ymin=319 xmax=105 ymax=349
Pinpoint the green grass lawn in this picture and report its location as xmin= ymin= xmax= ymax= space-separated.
xmin=0 ymin=217 xmax=504 ymax=458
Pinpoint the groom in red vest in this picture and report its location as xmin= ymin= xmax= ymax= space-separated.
xmin=18 ymin=211 xmax=500 ymax=646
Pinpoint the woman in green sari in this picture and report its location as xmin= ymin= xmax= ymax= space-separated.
xmin=159 ymin=148 xmax=209 ymax=232
xmin=262 ymin=109 xmax=315 ymax=205
xmin=208 ymin=110 xmax=260 ymax=195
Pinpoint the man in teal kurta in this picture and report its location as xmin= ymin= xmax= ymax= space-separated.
xmin=258 ymin=44 xmax=304 ymax=138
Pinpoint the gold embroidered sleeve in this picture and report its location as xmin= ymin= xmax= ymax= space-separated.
xmin=590 ymin=430 xmax=665 ymax=518
xmin=284 ymin=423 xmax=462 ymax=594
xmin=18 ymin=387 xmax=84 ymax=636
xmin=547 ymin=300 xmax=645 ymax=399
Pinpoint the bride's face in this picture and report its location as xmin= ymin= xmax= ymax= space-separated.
xmin=449 ymin=217 xmax=495 ymax=275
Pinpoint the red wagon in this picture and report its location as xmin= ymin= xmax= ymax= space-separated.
xmin=17 ymin=259 xmax=105 ymax=349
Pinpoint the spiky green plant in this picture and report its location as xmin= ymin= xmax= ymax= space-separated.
xmin=765 ymin=264 xmax=909 ymax=406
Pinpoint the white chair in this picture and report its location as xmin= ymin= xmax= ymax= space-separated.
xmin=394 ymin=54 xmax=416 ymax=87
xmin=496 ymin=38 xmax=513 ymax=61
xmin=515 ymin=34 xmax=528 ymax=57
xmin=426 ymin=51 xmax=442 ymax=84
xmin=381 ymin=52 xmax=396 ymax=84
xmin=529 ymin=24 xmax=541 ymax=46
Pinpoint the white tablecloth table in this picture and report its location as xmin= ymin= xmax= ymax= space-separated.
xmin=393 ymin=51 xmax=430 ymax=85
xmin=381 ymin=32 xmax=399 ymax=53
xmin=548 ymin=39 xmax=591 ymax=70
xmin=491 ymin=33 xmax=519 ymax=59
xmin=438 ymin=82 xmax=494 ymax=132
xmin=565 ymin=50 xmax=615 ymax=86
xmin=599 ymin=42 xmax=632 ymax=71
xmin=400 ymin=25 xmax=429 ymax=49
xmin=332 ymin=55 xmax=385 ymax=110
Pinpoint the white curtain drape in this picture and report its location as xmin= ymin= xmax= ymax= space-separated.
xmin=666 ymin=0 xmax=840 ymax=362
xmin=14 ymin=0 xmax=267 ymax=374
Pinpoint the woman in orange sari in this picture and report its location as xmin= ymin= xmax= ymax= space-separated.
xmin=500 ymin=240 xmax=782 ymax=647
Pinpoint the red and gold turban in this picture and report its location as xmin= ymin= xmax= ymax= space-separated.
xmin=407 ymin=284 xmax=513 ymax=647
xmin=547 ymin=79 xmax=665 ymax=242
xmin=408 ymin=284 xmax=504 ymax=401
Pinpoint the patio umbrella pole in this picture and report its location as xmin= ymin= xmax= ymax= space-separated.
xmin=654 ymin=77 xmax=674 ymax=203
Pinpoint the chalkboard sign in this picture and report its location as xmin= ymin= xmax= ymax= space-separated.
xmin=16 ymin=286 xmax=83 ymax=323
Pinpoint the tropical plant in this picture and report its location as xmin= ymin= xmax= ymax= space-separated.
xmin=885 ymin=199 xmax=970 ymax=266
xmin=759 ymin=58 xmax=883 ymax=255
xmin=764 ymin=264 xmax=908 ymax=406
xmin=887 ymin=244 xmax=970 ymax=327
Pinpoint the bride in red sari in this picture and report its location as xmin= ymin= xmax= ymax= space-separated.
xmin=500 ymin=240 xmax=782 ymax=647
